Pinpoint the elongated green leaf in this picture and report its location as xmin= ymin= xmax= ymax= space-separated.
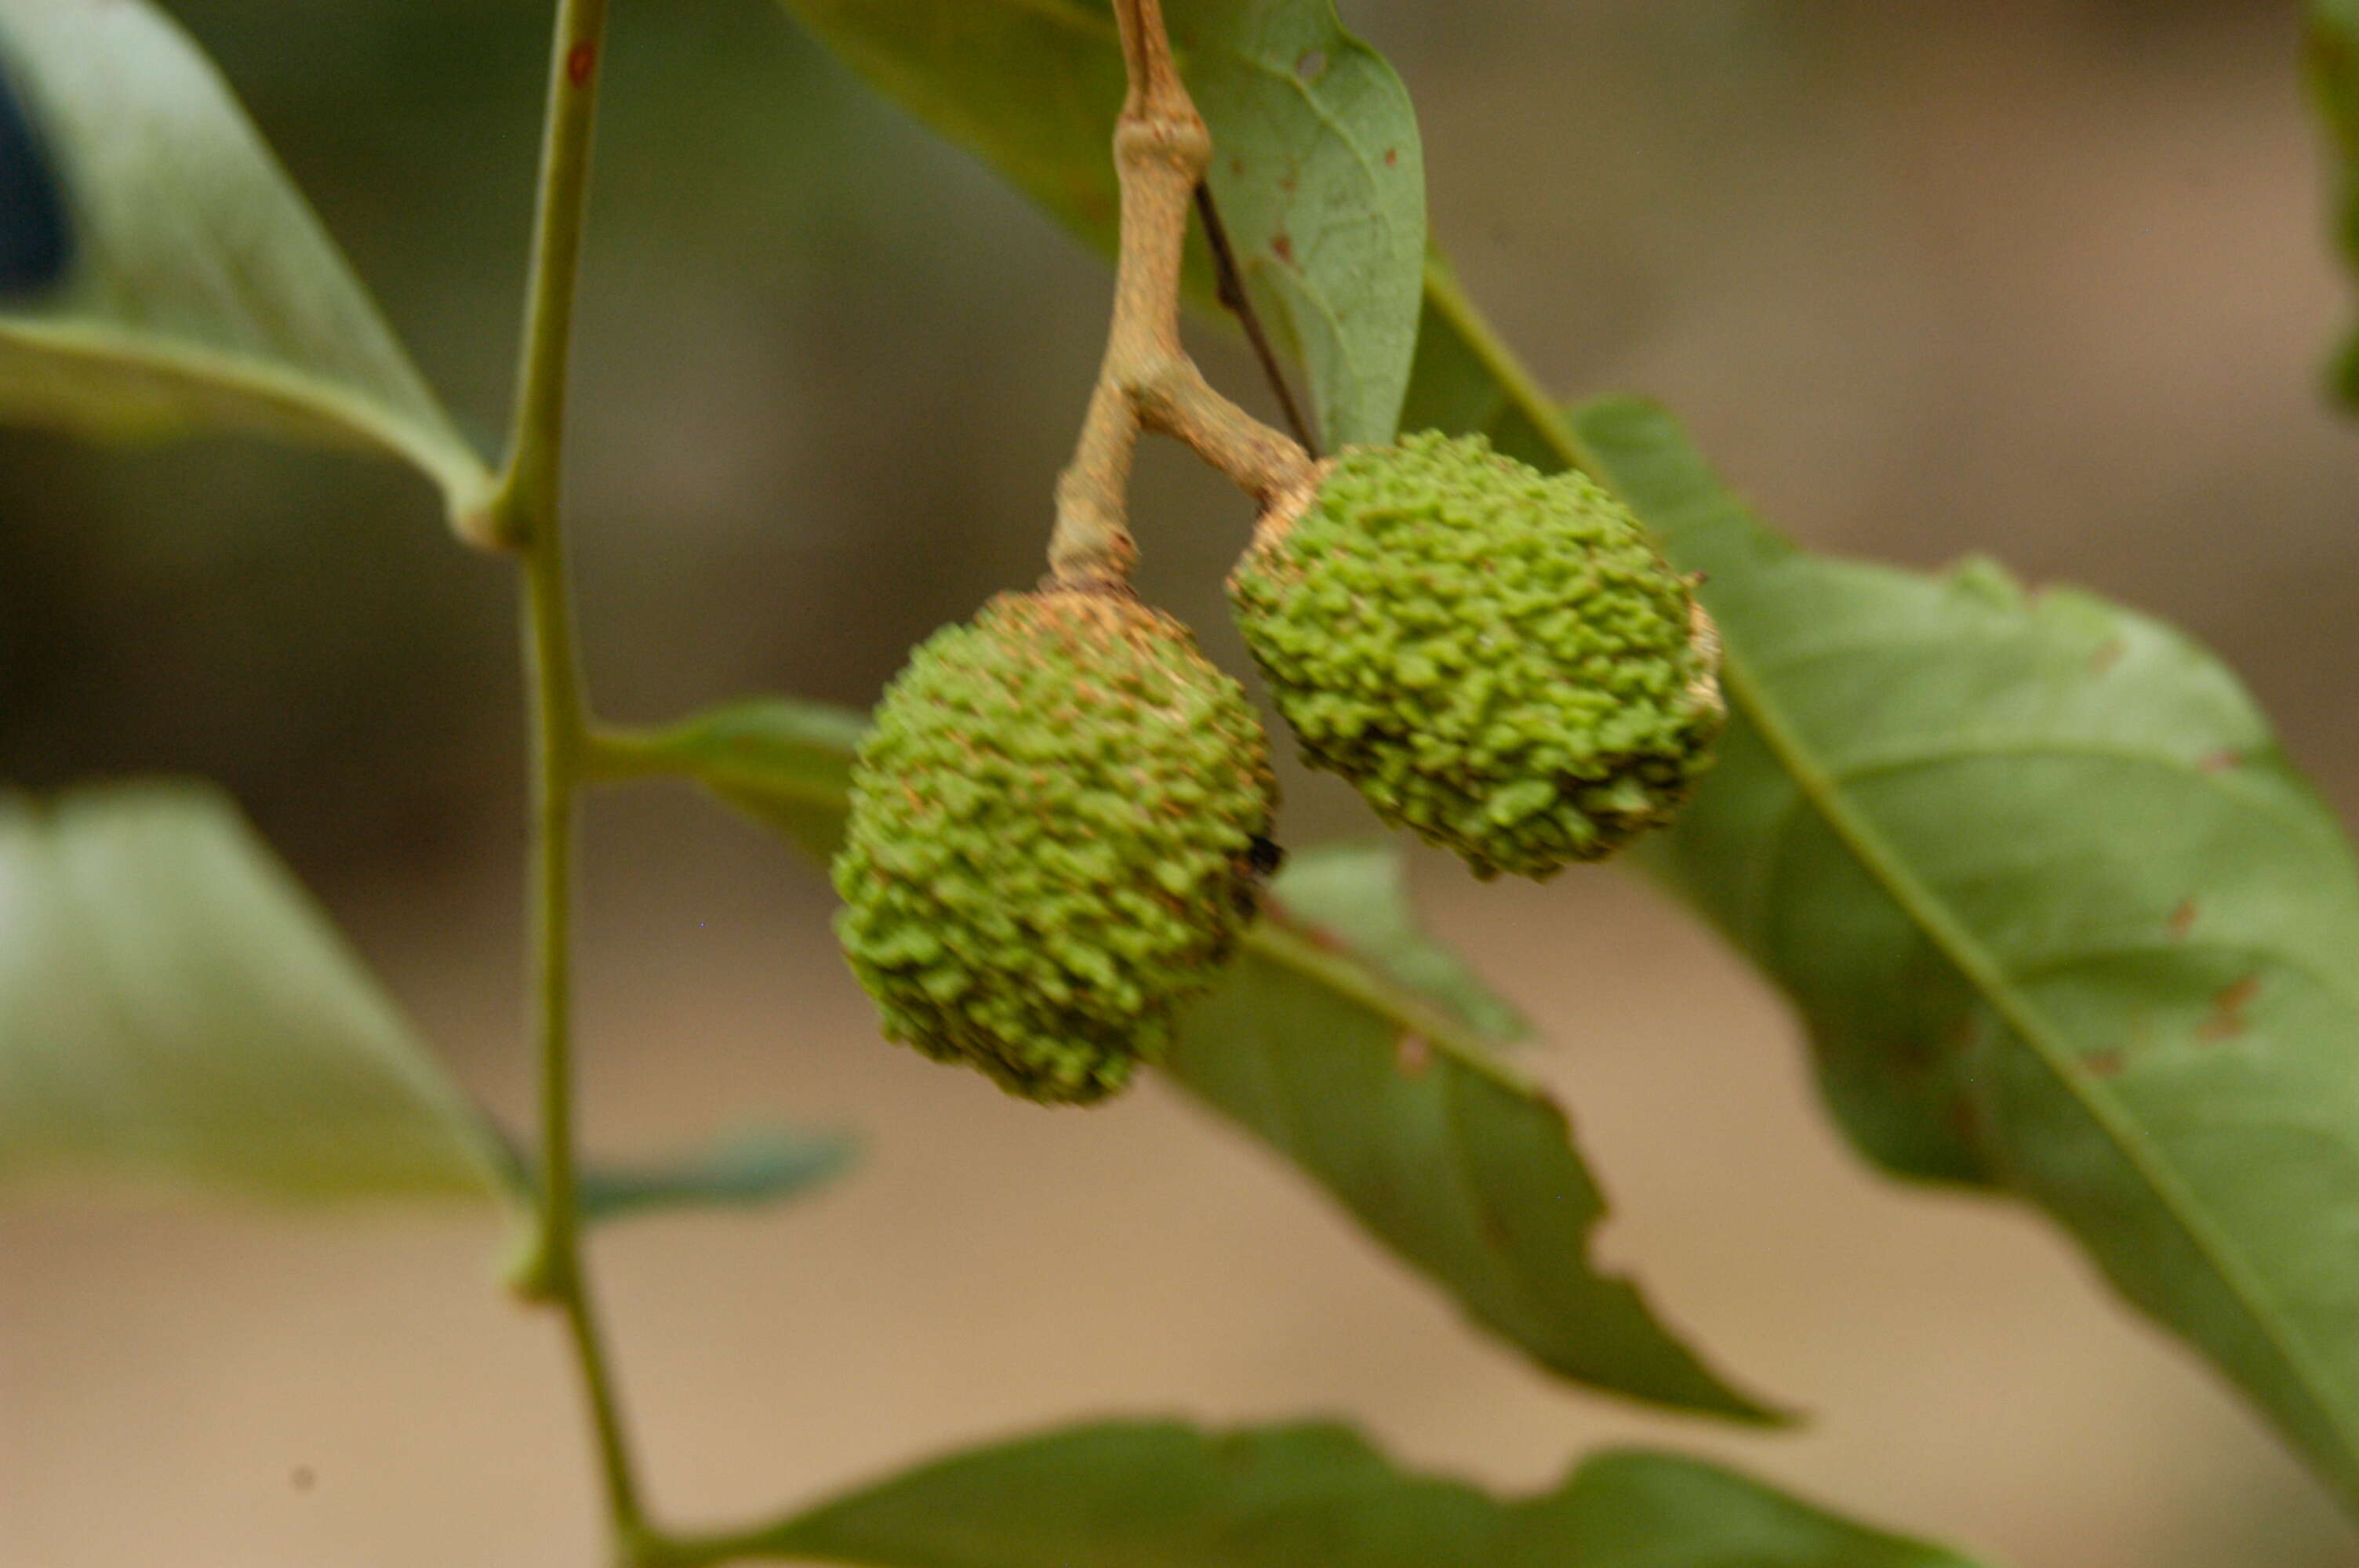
xmin=2311 ymin=0 xmax=2359 ymax=405
xmin=605 ymin=700 xmax=869 ymax=863
xmin=499 ymin=1123 xmax=860 ymax=1229
xmin=1566 ymin=397 xmax=2359 ymax=1508
xmin=1176 ymin=860 xmax=1775 ymax=1421
xmin=0 ymin=783 xmax=503 ymax=1203
xmin=642 ymin=699 xmax=1774 ymax=1420
xmin=0 ymin=0 xmax=491 ymax=522
xmin=707 ymin=1419 xmax=1987 ymax=1567
xmin=775 ymin=0 xmax=1426 ymax=445
xmin=1392 ymin=252 xmax=2359 ymax=1499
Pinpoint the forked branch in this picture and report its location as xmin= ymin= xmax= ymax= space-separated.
xmin=1045 ymin=0 xmax=1317 ymax=590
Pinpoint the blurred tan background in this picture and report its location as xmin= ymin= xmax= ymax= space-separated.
xmin=6 ymin=1 xmax=2359 ymax=1563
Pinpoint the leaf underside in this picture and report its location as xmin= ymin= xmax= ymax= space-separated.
xmin=1570 ymin=397 xmax=2359 ymax=1513
xmin=0 ymin=775 xmax=858 ymax=1230
xmin=722 ymin=1418 xmax=1988 ymax=1567
xmin=773 ymin=0 xmax=1427 ymax=446
xmin=0 ymin=0 xmax=488 ymax=515
xmin=0 ymin=784 xmax=503 ymax=1203
xmin=658 ymin=696 xmax=1778 ymax=1421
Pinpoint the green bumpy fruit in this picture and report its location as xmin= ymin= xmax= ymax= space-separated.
xmin=832 ymin=589 xmax=1277 ymax=1105
xmin=1230 ymin=431 xmax=1722 ymax=880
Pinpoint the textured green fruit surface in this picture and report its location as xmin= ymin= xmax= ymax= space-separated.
xmin=833 ymin=590 xmax=1278 ymax=1104
xmin=1231 ymin=431 xmax=1721 ymax=880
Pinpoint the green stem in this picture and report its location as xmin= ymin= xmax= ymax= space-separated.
xmin=493 ymin=0 xmax=613 ymax=553
xmin=496 ymin=0 xmax=651 ymax=1554
xmin=1417 ymin=256 xmax=1600 ymax=478
xmin=522 ymin=543 xmax=648 ymax=1545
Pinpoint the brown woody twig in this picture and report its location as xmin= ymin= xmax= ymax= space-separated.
xmin=1046 ymin=0 xmax=1317 ymax=591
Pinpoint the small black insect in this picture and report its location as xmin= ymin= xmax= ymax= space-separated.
xmin=1246 ymin=833 xmax=1285 ymax=879
xmin=1229 ymin=833 xmax=1286 ymax=920
xmin=0 ymin=64 xmax=71 ymax=300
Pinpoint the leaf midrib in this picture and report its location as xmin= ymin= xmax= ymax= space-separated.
xmin=1237 ymin=918 xmax=1531 ymax=1094
xmin=1716 ymin=650 xmax=2354 ymax=1450
xmin=0 ymin=316 xmax=489 ymax=510
xmin=1739 ymin=742 xmax=2359 ymax=993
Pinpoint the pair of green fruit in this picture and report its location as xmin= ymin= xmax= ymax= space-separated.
xmin=831 ymin=433 xmax=1725 ymax=1105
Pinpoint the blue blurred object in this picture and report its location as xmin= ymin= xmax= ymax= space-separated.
xmin=0 ymin=64 xmax=69 ymax=299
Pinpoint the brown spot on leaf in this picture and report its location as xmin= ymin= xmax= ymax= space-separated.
xmin=2197 ymin=975 xmax=2260 ymax=1042
xmin=1396 ymin=1033 xmax=1432 ymax=1077
xmin=1946 ymin=1094 xmax=1981 ymax=1145
xmin=1230 ymin=156 xmax=1245 ymax=177
xmin=2199 ymin=749 xmax=2243 ymax=774
xmin=1270 ymin=233 xmax=1295 ymax=265
xmin=2089 ymin=637 xmax=2126 ymax=673
xmin=1385 ymin=147 xmax=1399 ymax=166
xmin=2082 ymin=1049 xmax=2125 ymax=1078
xmin=1477 ymin=1207 xmax=1514 ymax=1251
xmin=2167 ymin=898 xmax=2197 ymax=939
xmin=565 ymin=42 xmax=598 ymax=85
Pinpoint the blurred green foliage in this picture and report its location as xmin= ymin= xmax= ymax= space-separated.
xmin=0 ymin=0 xmax=1116 ymax=875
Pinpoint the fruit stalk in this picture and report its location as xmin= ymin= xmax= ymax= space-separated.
xmin=1046 ymin=0 xmax=1317 ymax=589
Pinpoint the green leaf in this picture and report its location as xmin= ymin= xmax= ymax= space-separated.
xmin=1572 ymin=397 xmax=2359 ymax=1510
xmin=499 ymin=1123 xmax=860 ymax=1229
xmin=1263 ymin=840 xmax=1525 ymax=1045
xmin=702 ymin=1419 xmax=1989 ymax=1567
xmin=1172 ymin=861 xmax=1776 ymax=1421
xmin=604 ymin=699 xmax=870 ymax=862
xmin=638 ymin=699 xmax=1775 ymax=1421
xmin=0 ymin=0 xmax=492 ymax=523
xmin=2311 ymin=0 xmax=2359 ymax=407
xmin=0 ymin=783 xmax=504 ymax=1203
xmin=774 ymin=0 xmax=1426 ymax=445
xmin=1396 ymin=258 xmax=2359 ymax=1501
